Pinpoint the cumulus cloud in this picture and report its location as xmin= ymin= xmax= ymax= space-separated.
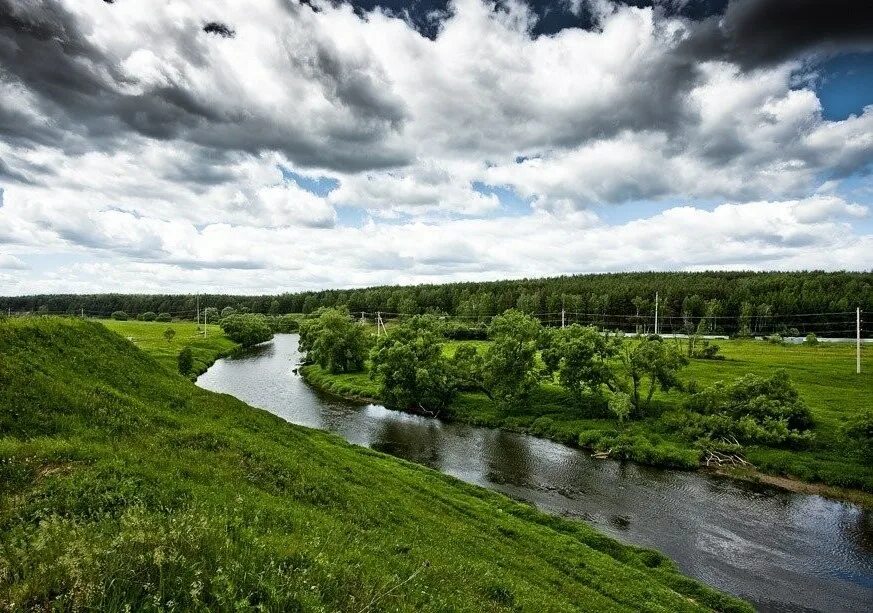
xmin=0 ymin=0 xmax=871 ymax=293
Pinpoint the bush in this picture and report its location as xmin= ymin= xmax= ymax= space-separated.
xmin=441 ymin=320 xmax=488 ymax=340
xmin=685 ymin=370 xmax=814 ymax=447
xmin=220 ymin=306 xmax=237 ymax=318
xmin=803 ymin=333 xmax=819 ymax=346
xmin=155 ymin=312 xmax=172 ymax=322
xmin=220 ymin=314 xmax=273 ymax=348
xmin=138 ymin=311 xmax=157 ymax=322
xmin=266 ymin=314 xmax=299 ymax=333
xmin=178 ymin=346 xmax=193 ymax=376
xmin=766 ymin=333 xmax=784 ymax=345
xmin=844 ymin=410 xmax=873 ymax=457
xmin=693 ymin=340 xmax=723 ymax=360
xmin=111 ymin=311 xmax=128 ymax=321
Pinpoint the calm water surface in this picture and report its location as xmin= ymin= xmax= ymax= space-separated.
xmin=198 ymin=334 xmax=873 ymax=612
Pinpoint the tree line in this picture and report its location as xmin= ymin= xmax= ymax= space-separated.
xmin=3 ymin=270 xmax=870 ymax=336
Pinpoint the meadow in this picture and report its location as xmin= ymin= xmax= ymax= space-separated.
xmin=303 ymin=336 xmax=873 ymax=495
xmin=101 ymin=319 xmax=235 ymax=377
xmin=0 ymin=317 xmax=750 ymax=611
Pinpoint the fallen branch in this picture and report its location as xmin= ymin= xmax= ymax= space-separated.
xmin=704 ymin=449 xmax=751 ymax=467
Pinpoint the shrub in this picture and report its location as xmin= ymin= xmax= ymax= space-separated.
xmin=441 ymin=321 xmax=488 ymax=340
xmin=693 ymin=340 xmax=723 ymax=360
xmin=803 ymin=333 xmax=819 ymax=346
xmin=266 ymin=314 xmax=299 ymax=333
xmin=844 ymin=410 xmax=873 ymax=457
xmin=220 ymin=314 xmax=273 ymax=348
xmin=766 ymin=333 xmax=784 ymax=345
xmin=220 ymin=306 xmax=237 ymax=318
xmin=139 ymin=311 xmax=157 ymax=322
xmin=163 ymin=328 xmax=176 ymax=343
xmin=178 ymin=346 xmax=193 ymax=376
xmin=685 ymin=370 xmax=814 ymax=447
xmin=111 ymin=311 xmax=128 ymax=321
xmin=155 ymin=312 xmax=172 ymax=322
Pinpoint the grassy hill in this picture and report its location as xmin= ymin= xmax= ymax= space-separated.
xmin=0 ymin=318 xmax=749 ymax=611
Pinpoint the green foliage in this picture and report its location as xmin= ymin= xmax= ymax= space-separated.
xmin=845 ymin=410 xmax=873 ymax=457
xmin=804 ymin=333 xmax=819 ymax=346
xmin=685 ymin=370 xmax=814 ymax=447
xmin=220 ymin=306 xmax=236 ymax=318
xmin=111 ymin=311 xmax=128 ymax=321
xmin=177 ymin=346 xmax=193 ymax=376
xmin=441 ymin=320 xmax=488 ymax=340
xmin=302 ymin=333 xmax=873 ymax=491
xmin=370 ymin=316 xmax=456 ymax=412
xmin=9 ymin=271 xmax=870 ymax=337
xmin=0 ymin=318 xmax=750 ymax=612
xmin=609 ymin=391 xmax=633 ymax=427
xmin=203 ymin=306 xmax=219 ymax=323
xmin=449 ymin=344 xmax=485 ymax=391
xmin=620 ymin=336 xmax=687 ymax=414
xmin=155 ymin=312 xmax=171 ymax=322
xmin=483 ymin=310 xmax=542 ymax=409
xmin=299 ymin=308 xmax=369 ymax=373
xmin=694 ymin=340 xmax=723 ymax=360
xmin=163 ymin=327 xmax=176 ymax=343
xmin=219 ymin=313 xmax=273 ymax=348
xmin=266 ymin=313 xmax=299 ymax=333
xmin=138 ymin=311 xmax=157 ymax=322
xmin=542 ymin=325 xmax=619 ymax=401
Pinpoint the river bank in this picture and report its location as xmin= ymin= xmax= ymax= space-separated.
xmin=300 ymin=361 xmax=873 ymax=509
xmin=199 ymin=334 xmax=873 ymax=612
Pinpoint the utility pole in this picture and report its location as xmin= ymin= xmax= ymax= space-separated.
xmin=203 ymin=304 xmax=207 ymax=337
xmin=376 ymin=311 xmax=386 ymax=337
xmin=561 ymin=308 xmax=566 ymax=329
xmin=858 ymin=307 xmax=862 ymax=375
xmin=654 ymin=292 xmax=659 ymax=336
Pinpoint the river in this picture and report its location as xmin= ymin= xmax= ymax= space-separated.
xmin=197 ymin=334 xmax=873 ymax=612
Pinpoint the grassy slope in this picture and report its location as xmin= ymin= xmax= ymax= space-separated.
xmin=302 ymin=338 xmax=873 ymax=493
xmin=0 ymin=318 xmax=748 ymax=612
xmin=101 ymin=319 xmax=235 ymax=377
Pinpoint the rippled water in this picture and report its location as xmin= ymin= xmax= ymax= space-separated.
xmin=197 ymin=334 xmax=873 ymax=612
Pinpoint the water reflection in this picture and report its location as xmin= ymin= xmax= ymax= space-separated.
xmin=198 ymin=334 xmax=873 ymax=613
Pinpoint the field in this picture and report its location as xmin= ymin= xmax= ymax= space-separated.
xmin=101 ymin=319 xmax=235 ymax=377
xmin=303 ymin=336 xmax=873 ymax=494
xmin=0 ymin=317 xmax=749 ymax=611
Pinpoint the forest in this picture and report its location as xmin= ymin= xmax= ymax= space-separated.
xmin=3 ymin=270 xmax=871 ymax=337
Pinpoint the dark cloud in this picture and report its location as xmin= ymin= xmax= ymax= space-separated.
xmin=0 ymin=0 xmax=410 ymax=172
xmin=682 ymin=0 xmax=873 ymax=68
xmin=203 ymin=21 xmax=235 ymax=37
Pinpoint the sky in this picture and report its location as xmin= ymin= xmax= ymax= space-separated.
xmin=0 ymin=0 xmax=872 ymax=295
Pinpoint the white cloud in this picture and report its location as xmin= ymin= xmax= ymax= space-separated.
xmin=1 ymin=0 xmax=872 ymax=293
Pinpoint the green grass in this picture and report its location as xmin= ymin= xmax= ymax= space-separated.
xmin=101 ymin=319 xmax=236 ymax=377
xmin=303 ymin=337 xmax=873 ymax=493
xmin=0 ymin=317 xmax=749 ymax=611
